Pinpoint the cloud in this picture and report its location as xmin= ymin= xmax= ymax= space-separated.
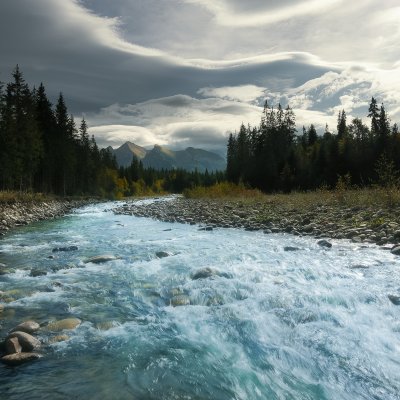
xmin=87 ymin=94 xmax=262 ymax=151
xmin=182 ymin=0 xmax=344 ymax=27
xmin=1 ymin=0 xmax=399 ymax=154
xmin=198 ymin=85 xmax=266 ymax=103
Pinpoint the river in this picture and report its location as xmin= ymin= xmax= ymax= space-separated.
xmin=0 ymin=199 xmax=399 ymax=399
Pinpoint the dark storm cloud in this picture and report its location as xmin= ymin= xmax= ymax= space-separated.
xmin=0 ymin=0 xmax=334 ymax=115
xmin=1 ymin=0 xmax=398 ymax=152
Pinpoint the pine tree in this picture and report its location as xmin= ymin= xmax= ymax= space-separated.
xmin=368 ymin=97 xmax=379 ymax=135
xmin=35 ymin=82 xmax=56 ymax=192
xmin=307 ymin=124 xmax=317 ymax=146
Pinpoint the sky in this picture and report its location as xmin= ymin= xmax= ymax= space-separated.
xmin=1 ymin=0 xmax=400 ymax=154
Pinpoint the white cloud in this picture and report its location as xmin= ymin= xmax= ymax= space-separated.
xmin=182 ymin=0 xmax=344 ymax=27
xmin=88 ymin=94 xmax=262 ymax=150
xmin=198 ymin=85 xmax=266 ymax=103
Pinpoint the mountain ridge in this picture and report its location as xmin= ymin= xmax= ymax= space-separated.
xmin=107 ymin=141 xmax=226 ymax=172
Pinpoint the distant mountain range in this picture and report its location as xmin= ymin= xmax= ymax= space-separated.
xmin=107 ymin=142 xmax=226 ymax=172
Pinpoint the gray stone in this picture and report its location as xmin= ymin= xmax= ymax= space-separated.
xmin=390 ymin=245 xmax=400 ymax=255
xmin=317 ymin=240 xmax=332 ymax=248
xmin=30 ymin=269 xmax=47 ymax=277
xmin=10 ymin=321 xmax=40 ymax=334
xmin=7 ymin=332 xmax=40 ymax=351
xmin=6 ymin=337 xmax=22 ymax=355
xmin=388 ymin=294 xmax=400 ymax=305
xmin=52 ymin=246 xmax=78 ymax=252
xmin=1 ymin=352 xmax=41 ymax=366
xmin=156 ymin=251 xmax=170 ymax=258
xmin=284 ymin=246 xmax=300 ymax=252
xmin=192 ymin=267 xmax=215 ymax=280
xmin=84 ymin=255 xmax=118 ymax=264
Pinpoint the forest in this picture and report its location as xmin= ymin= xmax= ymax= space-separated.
xmin=1 ymin=65 xmax=399 ymax=198
xmin=226 ymin=100 xmax=400 ymax=192
xmin=0 ymin=66 xmax=222 ymax=198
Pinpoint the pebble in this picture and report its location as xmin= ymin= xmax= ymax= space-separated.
xmin=113 ymin=198 xmax=400 ymax=249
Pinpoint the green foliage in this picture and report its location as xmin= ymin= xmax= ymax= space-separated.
xmin=226 ymin=98 xmax=400 ymax=193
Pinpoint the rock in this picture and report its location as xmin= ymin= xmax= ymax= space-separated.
xmin=52 ymin=246 xmax=78 ymax=252
xmin=95 ymin=321 xmax=116 ymax=331
xmin=390 ymin=245 xmax=400 ymax=255
xmin=388 ymin=294 xmax=400 ymax=305
xmin=30 ymin=269 xmax=47 ymax=277
xmin=7 ymin=332 xmax=40 ymax=351
xmin=170 ymin=295 xmax=190 ymax=307
xmin=0 ymin=304 xmax=4 ymax=313
xmin=45 ymin=317 xmax=81 ymax=331
xmin=191 ymin=267 xmax=232 ymax=280
xmin=317 ymin=240 xmax=332 ymax=248
xmin=349 ymin=264 xmax=369 ymax=270
xmin=1 ymin=352 xmax=41 ymax=366
xmin=10 ymin=320 xmax=40 ymax=334
xmin=191 ymin=267 xmax=216 ymax=280
xmin=5 ymin=337 xmax=22 ymax=354
xmin=284 ymin=246 xmax=300 ymax=252
xmin=84 ymin=255 xmax=118 ymax=264
xmin=48 ymin=334 xmax=70 ymax=344
xmin=155 ymin=251 xmax=170 ymax=258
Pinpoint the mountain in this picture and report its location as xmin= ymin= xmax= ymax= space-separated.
xmin=108 ymin=142 xmax=226 ymax=172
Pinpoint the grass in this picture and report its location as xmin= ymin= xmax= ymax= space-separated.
xmin=183 ymin=182 xmax=263 ymax=200
xmin=0 ymin=191 xmax=55 ymax=204
xmin=183 ymin=183 xmax=400 ymax=211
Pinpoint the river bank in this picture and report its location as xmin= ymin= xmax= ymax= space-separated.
xmin=114 ymin=195 xmax=400 ymax=248
xmin=0 ymin=198 xmax=95 ymax=236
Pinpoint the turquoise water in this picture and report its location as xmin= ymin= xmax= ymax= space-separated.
xmin=0 ymin=199 xmax=400 ymax=399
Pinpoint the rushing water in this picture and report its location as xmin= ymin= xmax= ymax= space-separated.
xmin=0 ymin=198 xmax=400 ymax=399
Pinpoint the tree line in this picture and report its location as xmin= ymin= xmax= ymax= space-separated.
xmin=0 ymin=66 xmax=222 ymax=198
xmin=226 ymin=99 xmax=400 ymax=192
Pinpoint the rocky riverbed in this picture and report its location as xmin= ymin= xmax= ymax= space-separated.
xmin=0 ymin=199 xmax=94 ymax=236
xmin=114 ymin=196 xmax=400 ymax=249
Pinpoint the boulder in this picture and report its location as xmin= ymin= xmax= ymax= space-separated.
xmin=5 ymin=337 xmax=22 ymax=354
xmin=1 ymin=352 xmax=41 ymax=366
xmin=191 ymin=267 xmax=232 ymax=280
xmin=84 ymin=255 xmax=118 ymax=264
xmin=10 ymin=321 xmax=40 ymax=334
xmin=284 ymin=246 xmax=300 ymax=252
xmin=45 ymin=317 xmax=81 ymax=331
xmin=156 ymin=251 xmax=170 ymax=258
xmin=170 ymin=295 xmax=190 ymax=307
xmin=7 ymin=332 xmax=40 ymax=351
xmin=48 ymin=334 xmax=70 ymax=344
xmin=317 ymin=240 xmax=332 ymax=248
xmin=191 ymin=267 xmax=216 ymax=280
xmin=390 ymin=245 xmax=400 ymax=255
xmin=30 ymin=269 xmax=47 ymax=277
xmin=388 ymin=294 xmax=400 ymax=305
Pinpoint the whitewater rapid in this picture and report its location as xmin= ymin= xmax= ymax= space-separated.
xmin=0 ymin=199 xmax=399 ymax=399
